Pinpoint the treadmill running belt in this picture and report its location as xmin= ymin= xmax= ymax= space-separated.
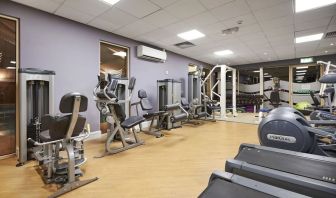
xmin=199 ymin=178 xmax=276 ymax=198
xmin=235 ymin=147 xmax=336 ymax=183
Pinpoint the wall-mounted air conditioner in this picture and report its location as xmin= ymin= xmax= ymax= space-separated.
xmin=137 ymin=45 xmax=167 ymax=62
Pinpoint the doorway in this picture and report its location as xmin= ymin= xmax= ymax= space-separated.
xmin=0 ymin=15 xmax=19 ymax=159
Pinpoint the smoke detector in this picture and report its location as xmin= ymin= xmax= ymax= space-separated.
xmin=222 ymin=27 xmax=239 ymax=35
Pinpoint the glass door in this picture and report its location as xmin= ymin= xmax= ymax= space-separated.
xmin=0 ymin=15 xmax=18 ymax=158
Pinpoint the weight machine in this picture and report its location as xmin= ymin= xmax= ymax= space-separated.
xmin=317 ymin=61 xmax=336 ymax=110
xmin=201 ymin=65 xmax=237 ymax=120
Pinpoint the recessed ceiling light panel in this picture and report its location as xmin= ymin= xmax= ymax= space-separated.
xmin=295 ymin=0 xmax=336 ymax=12
xmin=214 ymin=50 xmax=233 ymax=56
xmin=100 ymin=0 xmax=120 ymax=6
xmin=295 ymin=33 xmax=323 ymax=43
xmin=177 ymin=29 xmax=205 ymax=41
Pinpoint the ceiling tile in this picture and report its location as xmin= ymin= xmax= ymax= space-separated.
xmin=263 ymin=25 xmax=294 ymax=38
xmin=115 ymin=0 xmax=160 ymax=18
xmin=199 ymin=0 xmax=234 ymax=10
xmin=164 ymin=0 xmax=206 ymax=19
xmin=163 ymin=21 xmax=195 ymax=34
xmin=259 ymin=15 xmax=294 ymax=31
xmin=236 ymin=24 xmax=263 ymax=36
xmin=142 ymin=10 xmax=178 ymax=28
xmin=12 ymin=0 xmax=62 ymax=13
xmin=135 ymin=28 xmax=174 ymax=42
xmin=295 ymin=16 xmax=331 ymax=32
xmin=115 ymin=20 xmax=158 ymax=38
xmin=60 ymin=0 xmax=111 ymax=16
xmin=246 ymin=0 xmax=290 ymax=11
xmin=254 ymin=1 xmax=293 ymax=22
xmin=89 ymin=7 xmax=138 ymax=30
xmin=55 ymin=5 xmax=94 ymax=24
xmin=148 ymin=0 xmax=178 ymax=8
xmin=210 ymin=0 xmax=250 ymax=21
xmin=183 ymin=11 xmax=219 ymax=27
xmin=222 ymin=13 xmax=257 ymax=28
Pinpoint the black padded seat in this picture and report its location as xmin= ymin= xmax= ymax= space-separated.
xmin=96 ymin=91 xmax=117 ymax=99
xmin=121 ymin=116 xmax=145 ymax=129
xmin=39 ymin=93 xmax=88 ymax=142
xmin=143 ymin=110 xmax=166 ymax=119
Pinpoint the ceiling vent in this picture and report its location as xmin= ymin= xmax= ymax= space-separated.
xmin=325 ymin=31 xmax=336 ymax=39
xmin=222 ymin=27 xmax=239 ymax=35
xmin=174 ymin=41 xmax=195 ymax=49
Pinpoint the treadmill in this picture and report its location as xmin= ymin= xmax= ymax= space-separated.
xmin=225 ymin=144 xmax=336 ymax=198
xmin=199 ymin=171 xmax=308 ymax=198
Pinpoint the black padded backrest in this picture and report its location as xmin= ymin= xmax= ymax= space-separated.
xmin=181 ymin=97 xmax=189 ymax=106
xmin=129 ymin=77 xmax=136 ymax=90
xmin=109 ymin=79 xmax=118 ymax=91
xmin=49 ymin=115 xmax=86 ymax=140
xmin=138 ymin=89 xmax=147 ymax=99
xmin=270 ymin=91 xmax=280 ymax=105
xmin=310 ymin=91 xmax=320 ymax=106
xmin=108 ymin=103 xmax=126 ymax=122
xmin=138 ymin=90 xmax=153 ymax=110
xmin=59 ymin=92 xmax=88 ymax=113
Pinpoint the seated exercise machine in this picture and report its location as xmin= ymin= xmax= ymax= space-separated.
xmin=258 ymin=106 xmax=336 ymax=157
xmin=225 ymin=144 xmax=336 ymax=198
xmin=309 ymin=73 xmax=336 ymax=121
xmin=199 ymin=171 xmax=308 ymax=198
xmin=93 ymin=74 xmax=145 ymax=156
xmin=181 ymin=97 xmax=209 ymax=124
xmin=132 ymin=89 xmax=167 ymax=138
xmin=28 ymin=93 xmax=98 ymax=197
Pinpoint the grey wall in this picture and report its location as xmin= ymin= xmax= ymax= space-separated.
xmin=0 ymin=1 xmax=209 ymax=131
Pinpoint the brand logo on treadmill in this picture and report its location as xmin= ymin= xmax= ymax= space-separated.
xmin=267 ymin=134 xmax=296 ymax=143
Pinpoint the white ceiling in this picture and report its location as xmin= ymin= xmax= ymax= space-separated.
xmin=11 ymin=0 xmax=336 ymax=66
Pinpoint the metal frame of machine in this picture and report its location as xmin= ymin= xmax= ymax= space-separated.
xmin=201 ymin=65 xmax=237 ymax=120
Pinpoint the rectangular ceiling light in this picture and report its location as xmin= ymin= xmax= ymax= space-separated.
xmin=296 ymin=73 xmax=306 ymax=76
xmin=296 ymin=66 xmax=309 ymax=69
xmin=100 ymin=0 xmax=120 ymax=6
xmin=295 ymin=33 xmax=323 ymax=43
xmin=214 ymin=50 xmax=233 ymax=56
xmin=177 ymin=29 xmax=205 ymax=41
xmin=253 ymin=70 xmax=260 ymax=73
xmin=6 ymin=67 xmax=16 ymax=70
xmin=295 ymin=0 xmax=336 ymax=12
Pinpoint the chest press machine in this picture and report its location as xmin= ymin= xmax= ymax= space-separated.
xmin=93 ymin=74 xmax=145 ymax=156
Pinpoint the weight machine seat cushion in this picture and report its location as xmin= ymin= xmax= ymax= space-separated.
xmin=59 ymin=92 xmax=88 ymax=113
xmin=143 ymin=110 xmax=166 ymax=119
xmin=181 ymin=97 xmax=190 ymax=111
xmin=95 ymin=91 xmax=117 ymax=100
xmin=121 ymin=116 xmax=145 ymax=129
xmin=40 ymin=115 xmax=87 ymax=141
xmin=138 ymin=89 xmax=154 ymax=110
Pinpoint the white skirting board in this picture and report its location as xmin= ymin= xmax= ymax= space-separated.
xmin=86 ymin=120 xmax=154 ymax=140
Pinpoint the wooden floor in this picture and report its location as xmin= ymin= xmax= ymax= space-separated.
xmin=0 ymin=121 xmax=258 ymax=198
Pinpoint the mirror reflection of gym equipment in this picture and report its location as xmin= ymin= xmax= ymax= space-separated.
xmin=0 ymin=15 xmax=17 ymax=159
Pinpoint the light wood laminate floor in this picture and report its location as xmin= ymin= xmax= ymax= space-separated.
xmin=0 ymin=121 xmax=258 ymax=198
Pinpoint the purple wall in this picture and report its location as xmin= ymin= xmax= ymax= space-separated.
xmin=0 ymin=1 xmax=209 ymax=131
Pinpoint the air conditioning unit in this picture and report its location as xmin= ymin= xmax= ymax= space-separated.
xmin=137 ymin=45 xmax=167 ymax=62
